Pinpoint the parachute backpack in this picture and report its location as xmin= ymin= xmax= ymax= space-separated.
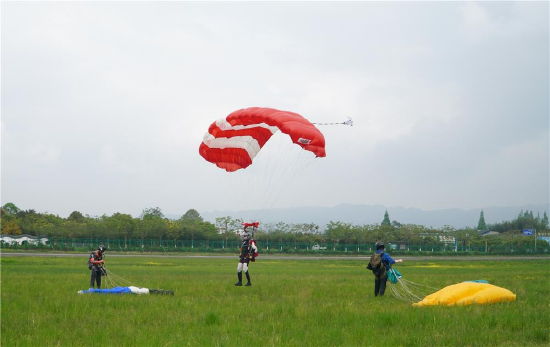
xmin=87 ymin=250 xmax=97 ymax=270
xmin=367 ymin=251 xmax=385 ymax=275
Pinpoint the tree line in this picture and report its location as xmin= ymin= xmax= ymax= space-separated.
xmin=487 ymin=209 xmax=549 ymax=233
xmin=1 ymin=203 xmax=548 ymax=248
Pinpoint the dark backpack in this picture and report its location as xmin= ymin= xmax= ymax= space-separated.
xmin=367 ymin=252 xmax=385 ymax=275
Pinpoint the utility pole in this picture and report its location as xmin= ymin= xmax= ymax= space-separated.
xmin=535 ymin=229 xmax=537 ymax=253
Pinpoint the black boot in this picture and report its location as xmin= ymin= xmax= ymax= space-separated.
xmin=235 ymin=272 xmax=242 ymax=286
xmin=245 ymin=271 xmax=251 ymax=286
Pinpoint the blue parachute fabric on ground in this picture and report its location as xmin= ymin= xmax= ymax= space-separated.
xmin=464 ymin=280 xmax=489 ymax=284
xmin=387 ymin=268 xmax=402 ymax=284
xmin=81 ymin=287 xmax=133 ymax=294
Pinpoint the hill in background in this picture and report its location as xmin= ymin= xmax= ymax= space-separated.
xmin=191 ymin=204 xmax=549 ymax=229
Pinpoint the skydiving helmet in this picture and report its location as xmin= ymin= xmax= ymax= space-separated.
xmin=375 ymin=241 xmax=385 ymax=250
xmin=98 ymin=245 xmax=106 ymax=254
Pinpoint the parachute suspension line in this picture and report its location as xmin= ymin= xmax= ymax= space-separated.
xmin=257 ymin=155 xmax=314 ymax=221
xmin=312 ymin=117 xmax=353 ymax=126
xmin=109 ymin=270 xmax=137 ymax=287
xmin=105 ymin=273 xmax=120 ymax=289
xmin=99 ymin=266 xmax=120 ymax=289
xmin=399 ymin=278 xmax=439 ymax=291
xmin=103 ymin=270 xmax=118 ymax=289
xmin=260 ymin=136 xmax=311 ymax=208
xmin=388 ymin=272 xmax=438 ymax=304
xmin=228 ymin=131 xmax=317 ymax=223
xmin=103 ymin=269 xmax=138 ymax=288
xmin=105 ymin=272 xmax=118 ymax=289
xmin=250 ymin=133 xmax=317 ymax=222
xmin=390 ymin=278 xmax=425 ymax=303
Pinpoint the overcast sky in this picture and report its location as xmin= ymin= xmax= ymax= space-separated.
xmin=2 ymin=1 xmax=549 ymax=218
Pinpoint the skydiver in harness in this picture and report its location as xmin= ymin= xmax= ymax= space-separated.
xmin=88 ymin=245 xmax=106 ymax=289
xmin=368 ymin=241 xmax=403 ymax=297
xmin=235 ymin=222 xmax=259 ymax=287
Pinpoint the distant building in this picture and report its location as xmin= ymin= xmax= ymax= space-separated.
xmin=0 ymin=234 xmax=49 ymax=245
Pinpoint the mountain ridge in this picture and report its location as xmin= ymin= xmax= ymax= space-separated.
xmin=171 ymin=203 xmax=549 ymax=229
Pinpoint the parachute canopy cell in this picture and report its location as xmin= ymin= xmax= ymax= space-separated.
xmin=413 ymin=282 xmax=516 ymax=307
xmin=199 ymin=107 xmax=326 ymax=172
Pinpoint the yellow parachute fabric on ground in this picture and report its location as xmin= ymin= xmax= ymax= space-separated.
xmin=413 ymin=282 xmax=516 ymax=307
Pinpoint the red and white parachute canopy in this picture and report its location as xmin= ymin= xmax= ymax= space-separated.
xmin=199 ymin=107 xmax=326 ymax=172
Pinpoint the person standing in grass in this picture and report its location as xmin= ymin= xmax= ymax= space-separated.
xmin=88 ymin=245 xmax=106 ymax=289
xmin=367 ymin=241 xmax=403 ymax=297
xmin=235 ymin=232 xmax=258 ymax=287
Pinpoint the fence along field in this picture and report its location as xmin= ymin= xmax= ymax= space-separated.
xmin=2 ymin=235 xmax=548 ymax=255
xmin=1 ymin=256 xmax=549 ymax=346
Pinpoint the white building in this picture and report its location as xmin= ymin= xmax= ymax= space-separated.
xmin=0 ymin=234 xmax=49 ymax=246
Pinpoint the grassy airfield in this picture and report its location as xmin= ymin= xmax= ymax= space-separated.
xmin=2 ymin=256 xmax=548 ymax=346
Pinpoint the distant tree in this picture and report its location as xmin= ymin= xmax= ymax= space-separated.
xmin=106 ymin=213 xmax=136 ymax=246
xmin=16 ymin=209 xmax=36 ymax=219
xmin=542 ymin=212 xmax=549 ymax=230
xmin=167 ymin=220 xmax=182 ymax=242
xmin=136 ymin=209 xmax=164 ymax=241
xmin=139 ymin=214 xmax=168 ymax=241
xmin=140 ymin=207 xmax=164 ymax=219
xmin=181 ymin=209 xmax=203 ymax=223
xmin=487 ymin=209 xmax=548 ymax=233
xmin=195 ymin=221 xmax=217 ymax=240
xmin=441 ymin=225 xmax=456 ymax=233
xmin=477 ymin=210 xmax=487 ymax=230
xmin=215 ymin=216 xmax=242 ymax=234
xmin=2 ymin=203 xmax=20 ymax=215
xmin=391 ymin=220 xmax=402 ymax=228
xmin=32 ymin=213 xmax=64 ymax=236
xmin=61 ymin=214 xmax=88 ymax=238
xmin=381 ymin=211 xmax=391 ymax=227
xmin=1 ymin=219 xmax=22 ymax=235
xmin=68 ymin=211 xmax=84 ymax=222
xmin=215 ymin=216 xmax=232 ymax=234
xmin=325 ymin=221 xmax=354 ymax=244
xmin=175 ymin=209 xmax=217 ymax=242
xmin=290 ymin=223 xmax=320 ymax=234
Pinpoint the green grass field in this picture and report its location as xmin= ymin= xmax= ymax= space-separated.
xmin=1 ymin=255 xmax=549 ymax=346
